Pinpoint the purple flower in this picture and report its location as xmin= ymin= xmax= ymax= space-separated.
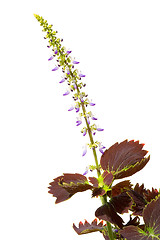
xmin=82 ymin=148 xmax=87 ymax=157
xmin=68 ymin=106 xmax=74 ymax=111
xmin=83 ymin=129 xmax=87 ymax=136
xmin=73 ymin=60 xmax=80 ymax=64
xmin=67 ymin=70 xmax=70 ymax=75
xmin=76 ymin=120 xmax=82 ymax=126
xmin=66 ymin=50 xmax=72 ymax=55
xmin=91 ymin=117 xmax=97 ymax=120
xmin=48 ymin=56 xmax=54 ymax=61
xmin=89 ymin=102 xmax=95 ymax=106
xmin=73 ymin=84 xmax=77 ymax=89
xmin=52 ymin=66 xmax=59 ymax=71
xmin=83 ymin=167 xmax=88 ymax=175
xmin=55 ymin=49 xmax=58 ymax=54
xmin=99 ymin=148 xmax=104 ymax=154
xmin=97 ymin=128 xmax=104 ymax=131
xmin=75 ymin=108 xmax=80 ymax=113
xmin=87 ymin=118 xmax=90 ymax=125
xmin=81 ymin=98 xmax=84 ymax=103
xmin=63 ymin=91 xmax=70 ymax=96
xmin=59 ymin=78 xmax=65 ymax=83
xmin=93 ymin=132 xmax=96 ymax=135
xmin=79 ymin=73 xmax=86 ymax=78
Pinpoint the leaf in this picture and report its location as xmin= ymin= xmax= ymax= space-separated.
xmin=100 ymin=140 xmax=149 ymax=179
xmin=120 ymin=196 xmax=160 ymax=240
xmin=89 ymin=173 xmax=113 ymax=198
xmin=110 ymin=192 xmax=133 ymax=214
xmin=102 ymin=171 xmax=114 ymax=186
xmin=143 ymin=196 xmax=160 ymax=234
xmin=95 ymin=203 xmax=124 ymax=228
xmin=128 ymin=189 xmax=147 ymax=216
xmin=48 ymin=173 xmax=92 ymax=203
xmin=110 ymin=180 xmax=133 ymax=197
xmin=125 ymin=215 xmax=140 ymax=227
xmin=144 ymin=188 xmax=159 ymax=203
xmin=73 ymin=219 xmax=105 ymax=235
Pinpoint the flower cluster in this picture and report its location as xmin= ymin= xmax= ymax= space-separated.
xmin=34 ymin=14 xmax=105 ymax=157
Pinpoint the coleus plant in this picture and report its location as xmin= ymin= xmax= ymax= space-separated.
xmin=34 ymin=14 xmax=160 ymax=240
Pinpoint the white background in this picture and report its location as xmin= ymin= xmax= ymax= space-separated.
xmin=0 ymin=0 xmax=160 ymax=239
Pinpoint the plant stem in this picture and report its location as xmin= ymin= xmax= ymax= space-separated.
xmin=107 ymin=222 xmax=115 ymax=240
xmin=76 ymin=86 xmax=115 ymax=240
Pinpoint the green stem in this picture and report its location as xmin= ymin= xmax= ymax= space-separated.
xmin=107 ymin=222 xmax=114 ymax=240
xmin=76 ymin=87 xmax=115 ymax=240
xmin=76 ymin=86 xmax=101 ymax=177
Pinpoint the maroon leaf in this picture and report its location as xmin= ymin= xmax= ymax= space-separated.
xmin=128 ymin=189 xmax=146 ymax=216
xmin=125 ymin=215 xmax=140 ymax=227
xmin=144 ymin=188 xmax=159 ymax=203
xmin=111 ymin=180 xmax=133 ymax=197
xmin=92 ymin=188 xmax=106 ymax=197
xmin=89 ymin=177 xmax=99 ymax=187
xmin=110 ymin=192 xmax=133 ymax=214
xmin=95 ymin=203 xmax=124 ymax=228
xmin=120 ymin=196 xmax=160 ymax=239
xmin=100 ymin=140 xmax=149 ymax=179
xmin=48 ymin=173 xmax=92 ymax=203
xmin=73 ymin=219 xmax=105 ymax=235
xmin=143 ymin=196 xmax=160 ymax=233
xmin=120 ymin=225 xmax=150 ymax=240
xmin=102 ymin=171 xmax=114 ymax=186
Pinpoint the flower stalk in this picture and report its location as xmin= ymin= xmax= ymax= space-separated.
xmin=34 ymin=14 xmax=116 ymax=239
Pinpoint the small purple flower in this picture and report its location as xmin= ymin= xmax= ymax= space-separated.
xmin=87 ymin=118 xmax=90 ymax=125
xmin=59 ymin=78 xmax=65 ymax=83
xmin=73 ymin=60 xmax=80 ymax=64
xmin=83 ymin=167 xmax=89 ymax=175
xmin=81 ymin=98 xmax=84 ymax=103
xmin=68 ymin=106 xmax=74 ymax=111
xmin=75 ymin=108 xmax=80 ymax=113
xmin=93 ymin=132 xmax=96 ymax=135
xmin=83 ymin=129 xmax=87 ymax=136
xmin=66 ymin=50 xmax=72 ymax=55
xmin=82 ymin=147 xmax=87 ymax=157
xmin=73 ymin=84 xmax=77 ymax=89
xmin=89 ymin=102 xmax=95 ymax=106
xmin=52 ymin=66 xmax=59 ymax=71
xmin=63 ymin=91 xmax=70 ymax=96
xmin=48 ymin=56 xmax=54 ymax=61
xmin=79 ymin=73 xmax=86 ymax=78
xmin=67 ymin=70 xmax=70 ymax=75
xmin=76 ymin=120 xmax=82 ymax=126
xmin=99 ymin=147 xmax=104 ymax=154
xmin=91 ymin=117 xmax=98 ymax=120
xmin=97 ymin=128 xmax=104 ymax=131
xmin=55 ymin=49 xmax=58 ymax=54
